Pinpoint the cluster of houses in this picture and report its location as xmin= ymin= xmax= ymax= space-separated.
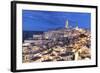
xmin=22 ymin=21 xmax=91 ymax=63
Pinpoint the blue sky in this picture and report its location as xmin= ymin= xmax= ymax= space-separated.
xmin=22 ymin=10 xmax=91 ymax=31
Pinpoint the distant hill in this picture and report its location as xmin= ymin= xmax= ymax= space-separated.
xmin=23 ymin=31 xmax=44 ymax=41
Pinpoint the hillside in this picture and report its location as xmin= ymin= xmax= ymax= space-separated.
xmin=22 ymin=28 xmax=91 ymax=63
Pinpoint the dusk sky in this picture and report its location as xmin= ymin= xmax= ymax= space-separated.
xmin=22 ymin=10 xmax=91 ymax=31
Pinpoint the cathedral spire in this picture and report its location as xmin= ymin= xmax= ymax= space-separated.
xmin=75 ymin=22 xmax=79 ymax=29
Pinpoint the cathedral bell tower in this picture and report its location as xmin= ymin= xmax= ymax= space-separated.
xmin=65 ymin=20 xmax=69 ymax=29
